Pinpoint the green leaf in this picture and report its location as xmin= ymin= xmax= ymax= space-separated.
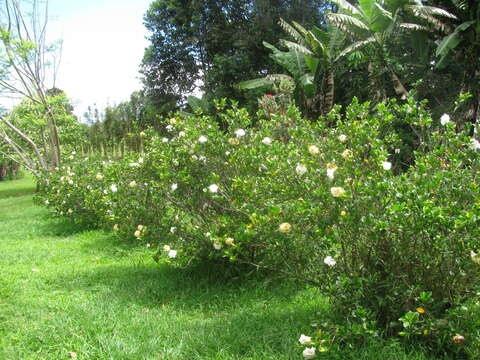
xmin=236 ymin=78 xmax=274 ymax=90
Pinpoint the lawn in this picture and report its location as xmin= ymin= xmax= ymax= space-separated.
xmin=0 ymin=177 xmax=434 ymax=359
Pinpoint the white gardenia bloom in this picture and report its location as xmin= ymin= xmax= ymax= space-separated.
xmin=296 ymin=164 xmax=307 ymax=176
xmin=163 ymin=245 xmax=171 ymax=252
xmin=338 ymin=134 xmax=347 ymax=143
xmin=96 ymin=173 xmax=103 ymax=180
xmin=162 ymin=137 xmax=169 ymax=143
xmin=134 ymin=230 xmax=141 ymax=237
xmin=171 ymin=183 xmax=178 ymax=191
xmin=213 ymin=242 xmax=222 ymax=250
xmin=308 ymin=145 xmax=319 ymax=155
xmin=302 ymin=347 xmax=316 ymax=359
xmin=68 ymin=179 xmax=74 ymax=185
xmin=471 ymin=250 xmax=480 ymax=264
xmin=382 ymin=161 xmax=392 ymax=170
xmin=166 ymin=125 xmax=174 ymax=131
xmin=208 ymin=184 xmax=219 ymax=193
xmin=470 ymin=138 xmax=480 ymax=150
xmin=440 ymin=113 xmax=451 ymax=125
xmin=324 ymin=256 xmax=336 ymax=267
xmin=235 ymin=128 xmax=246 ymax=137
xmin=178 ymin=131 xmax=186 ymax=137
xmin=326 ymin=167 xmax=336 ymax=180
xmin=170 ymin=227 xmax=177 ymax=233
xmin=129 ymin=162 xmax=140 ymax=167
xmin=298 ymin=334 xmax=312 ymax=345
xmin=44 ymin=200 xmax=49 ymax=205
xmin=262 ymin=137 xmax=272 ymax=145
xmin=168 ymin=249 xmax=177 ymax=258
xmin=225 ymin=237 xmax=235 ymax=246
xmin=198 ymin=135 xmax=208 ymax=143
xmin=110 ymin=184 xmax=118 ymax=193
xmin=128 ymin=181 xmax=137 ymax=188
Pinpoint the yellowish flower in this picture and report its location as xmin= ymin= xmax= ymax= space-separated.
xmin=279 ymin=222 xmax=292 ymax=233
xmin=113 ymin=224 xmax=119 ymax=231
xmin=137 ymin=224 xmax=145 ymax=231
xmin=340 ymin=211 xmax=347 ymax=216
xmin=330 ymin=187 xmax=346 ymax=198
xmin=228 ymin=137 xmax=240 ymax=145
xmin=134 ymin=230 xmax=141 ymax=237
xmin=342 ymin=149 xmax=353 ymax=158
xmin=416 ymin=307 xmax=426 ymax=314
xmin=471 ymin=250 xmax=480 ymax=264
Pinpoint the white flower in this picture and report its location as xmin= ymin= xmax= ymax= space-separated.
xmin=470 ymin=138 xmax=480 ymax=150
xmin=303 ymin=347 xmax=316 ymax=359
xmin=338 ymin=134 xmax=347 ymax=143
xmin=168 ymin=249 xmax=177 ymax=258
xmin=139 ymin=157 xmax=144 ymax=164
xmin=113 ymin=224 xmax=119 ymax=231
xmin=324 ymin=256 xmax=336 ymax=267
xmin=44 ymin=200 xmax=49 ymax=205
xmin=129 ymin=162 xmax=140 ymax=167
xmin=208 ymin=184 xmax=219 ymax=193
xmin=163 ymin=245 xmax=171 ymax=252
xmin=213 ymin=242 xmax=222 ymax=250
xmin=298 ymin=334 xmax=312 ymax=345
xmin=146 ymin=243 xmax=151 ymax=248
xmin=225 ymin=237 xmax=235 ymax=246
xmin=199 ymin=155 xmax=206 ymax=162
xmin=279 ymin=222 xmax=292 ymax=233
xmin=171 ymin=183 xmax=178 ymax=191
xmin=169 ymin=118 xmax=177 ymax=124
xmin=440 ymin=113 xmax=451 ymax=126
xmin=395 ymin=148 xmax=401 ymax=154
xmin=170 ymin=227 xmax=177 ymax=233
xmin=134 ymin=230 xmax=141 ymax=237
xmin=178 ymin=131 xmax=186 ymax=137
xmin=262 ymin=137 xmax=272 ymax=145
xmin=225 ymin=151 xmax=231 ymax=156
xmin=103 ymin=189 xmax=108 ymax=195
xmin=96 ymin=173 xmax=103 ymax=180
xmin=471 ymin=250 xmax=480 ymax=264
xmin=326 ymin=167 xmax=336 ymax=180
xmin=68 ymin=179 xmax=74 ymax=185
xmin=166 ymin=125 xmax=174 ymax=131
xmin=382 ymin=161 xmax=392 ymax=170
xmin=69 ymin=155 xmax=74 ymax=160
xmin=296 ymin=164 xmax=307 ymax=176
xmin=330 ymin=187 xmax=346 ymax=197
xmin=162 ymin=137 xmax=169 ymax=143
xmin=308 ymin=145 xmax=319 ymax=155
xmin=67 ymin=209 xmax=73 ymax=214
xmin=110 ymin=184 xmax=118 ymax=193
xmin=198 ymin=135 xmax=208 ymax=143
xmin=235 ymin=128 xmax=246 ymax=137
xmin=128 ymin=181 xmax=137 ymax=188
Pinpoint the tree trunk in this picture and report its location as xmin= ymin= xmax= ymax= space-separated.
xmin=322 ymin=68 xmax=335 ymax=115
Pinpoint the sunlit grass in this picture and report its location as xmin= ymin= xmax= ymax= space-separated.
xmin=0 ymin=177 xmax=436 ymax=359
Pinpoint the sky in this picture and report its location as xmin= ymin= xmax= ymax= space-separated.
xmin=45 ymin=0 xmax=153 ymax=118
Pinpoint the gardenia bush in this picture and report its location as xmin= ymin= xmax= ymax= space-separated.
xmin=37 ymin=98 xmax=480 ymax=356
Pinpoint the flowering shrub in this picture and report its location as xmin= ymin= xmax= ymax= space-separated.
xmin=37 ymin=98 xmax=480 ymax=354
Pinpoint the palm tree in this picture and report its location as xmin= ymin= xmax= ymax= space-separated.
xmin=238 ymin=19 xmax=346 ymax=118
xmin=327 ymin=0 xmax=456 ymax=101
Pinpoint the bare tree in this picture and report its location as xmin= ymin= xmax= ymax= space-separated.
xmin=0 ymin=0 xmax=61 ymax=176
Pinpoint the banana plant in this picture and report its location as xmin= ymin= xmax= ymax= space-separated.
xmin=435 ymin=0 xmax=479 ymax=123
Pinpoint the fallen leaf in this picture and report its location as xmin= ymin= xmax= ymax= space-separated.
xmin=68 ymin=351 xmax=78 ymax=358
xmin=31 ymin=268 xmax=40 ymax=272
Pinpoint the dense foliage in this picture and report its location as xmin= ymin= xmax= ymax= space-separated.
xmin=38 ymin=98 xmax=480 ymax=356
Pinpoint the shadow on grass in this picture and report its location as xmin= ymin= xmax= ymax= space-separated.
xmin=47 ymin=260 xmax=313 ymax=313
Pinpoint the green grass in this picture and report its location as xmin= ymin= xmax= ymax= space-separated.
xmin=0 ymin=172 xmax=36 ymax=199
xmin=0 ymin=177 xmax=435 ymax=359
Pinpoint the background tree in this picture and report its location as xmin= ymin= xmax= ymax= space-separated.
xmin=0 ymin=0 xmax=63 ymax=175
